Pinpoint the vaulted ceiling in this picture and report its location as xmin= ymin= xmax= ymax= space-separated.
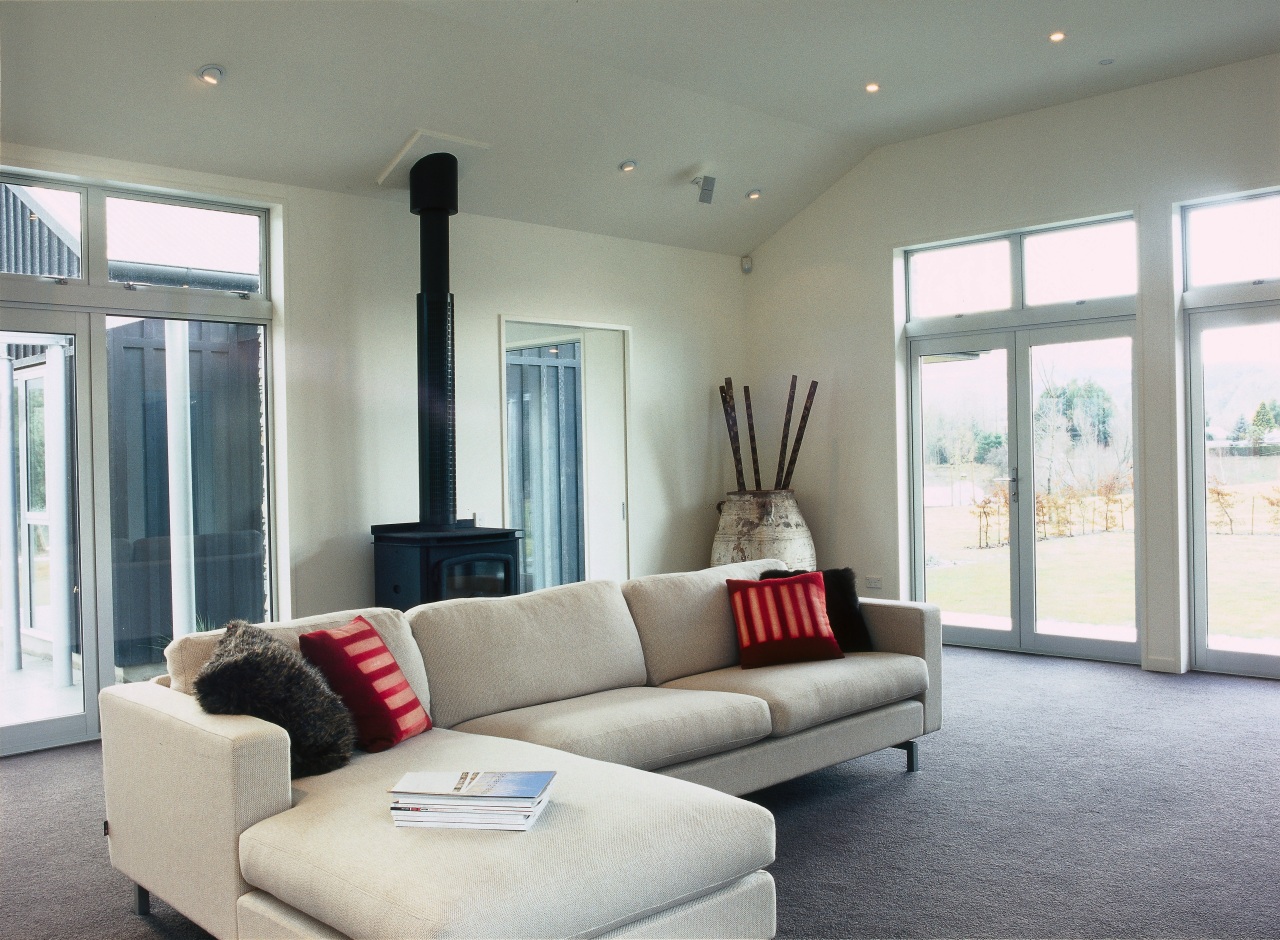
xmin=3 ymin=1 xmax=1279 ymax=255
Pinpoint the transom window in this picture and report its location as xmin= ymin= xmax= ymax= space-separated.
xmin=906 ymin=217 xmax=1137 ymax=323
xmin=1183 ymin=192 xmax=1280 ymax=290
xmin=1 ymin=174 xmax=267 ymax=298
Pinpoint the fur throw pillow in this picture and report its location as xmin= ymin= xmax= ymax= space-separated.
xmin=193 ymin=621 xmax=356 ymax=778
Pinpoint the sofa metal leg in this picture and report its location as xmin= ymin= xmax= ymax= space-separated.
xmin=893 ymin=740 xmax=919 ymax=772
xmin=132 ymin=883 xmax=150 ymax=916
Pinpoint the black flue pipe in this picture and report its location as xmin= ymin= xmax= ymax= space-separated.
xmin=409 ymin=153 xmax=459 ymax=529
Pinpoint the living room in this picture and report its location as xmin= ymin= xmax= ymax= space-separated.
xmin=3 ymin=3 xmax=1280 ymax=938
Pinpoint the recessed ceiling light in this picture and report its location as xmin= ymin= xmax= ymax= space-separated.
xmin=746 ymin=190 xmax=762 ymax=200
xmin=197 ymin=64 xmax=225 ymax=85
xmin=1099 ymin=58 xmax=1115 ymax=66
xmin=1049 ymin=31 xmax=1066 ymax=43
xmin=618 ymin=160 xmax=637 ymax=173
xmin=865 ymin=82 xmax=880 ymax=93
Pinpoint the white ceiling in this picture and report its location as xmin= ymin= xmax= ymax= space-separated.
xmin=3 ymin=1 xmax=1279 ymax=256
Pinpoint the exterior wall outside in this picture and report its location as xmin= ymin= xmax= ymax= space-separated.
xmin=3 ymin=143 xmax=749 ymax=621
xmin=744 ymin=53 xmax=1280 ymax=672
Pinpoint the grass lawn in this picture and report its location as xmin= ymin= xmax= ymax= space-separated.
xmin=924 ymin=505 xmax=1280 ymax=640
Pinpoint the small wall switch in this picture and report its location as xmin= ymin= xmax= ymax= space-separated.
xmin=864 ymin=576 xmax=883 ymax=590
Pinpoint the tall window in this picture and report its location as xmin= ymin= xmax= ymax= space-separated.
xmin=2 ymin=171 xmax=273 ymax=754
xmin=906 ymin=216 xmax=1138 ymax=663
xmin=1185 ymin=190 xmax=1280 ymax=679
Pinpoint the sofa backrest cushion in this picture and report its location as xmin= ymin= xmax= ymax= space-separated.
xmin=406 ymin=580 xmax=646 ymax=729
xmin=622 ymin=559 xmax=783 ymax=686
xmin=165 ymin=607 xmax=431 ymax=715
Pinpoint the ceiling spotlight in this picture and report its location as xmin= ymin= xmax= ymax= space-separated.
xmin=1099 ymin=58 xmax=1115 ymax=66
xmin=747 ymin=190 xmax=762 ymax=200
xmin=618 ymin=160 xmax=637 ymax=173
xmin=197 ymin=64 xmax=225 ymax=85
xmin=1049 ymin=31 xmax=1066 ymax=43
xmin=865 ymin=82 xmax=880 ymax=93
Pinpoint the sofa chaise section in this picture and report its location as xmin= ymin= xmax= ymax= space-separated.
xmin=236 ymin=728 xmax=775 ymax=939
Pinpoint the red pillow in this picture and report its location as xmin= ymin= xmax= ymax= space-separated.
xmin=727 ymin=573 xmax=844 ymax=669
xmin=299 ymin=617 xmax=431 ymax=752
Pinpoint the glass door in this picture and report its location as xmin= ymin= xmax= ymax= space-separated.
xmin=912 ymin=323 xmax=1138 ymax=662
xmin=1018 ymin=327 xmax=1137 ymax=659
xmin=1 ymin=308 xmax=102 ymax=754
xmin=913 ymin=335 xmax=1018 ymax=650
xmin=1189 ymin=308 xmax=1280 ymax=678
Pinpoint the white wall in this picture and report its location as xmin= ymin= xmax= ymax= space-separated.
xmin=3 ymin=143 xmax=749 ymax=620
xmin=745 ymin=53 xmax=1280 ymax=671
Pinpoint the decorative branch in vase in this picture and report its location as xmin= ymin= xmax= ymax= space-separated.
xmin=711 ymin=375 xmax=819 ymax=569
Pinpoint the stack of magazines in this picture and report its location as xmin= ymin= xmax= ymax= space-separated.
xmin=388 ymin=770 xmax=556 ymax=831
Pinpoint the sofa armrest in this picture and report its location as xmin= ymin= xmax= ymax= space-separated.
xmin=100 ymin=681 xmax=292 ymax=940
xmin=860 ymin=598 xmax=942 ymax=734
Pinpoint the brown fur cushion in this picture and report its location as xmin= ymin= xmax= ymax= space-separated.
xmin=193 ymin=621 xmax=356 ymax=778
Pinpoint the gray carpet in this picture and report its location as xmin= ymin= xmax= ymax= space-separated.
xmin=2 ymin=647 xmax=1277 ymax=939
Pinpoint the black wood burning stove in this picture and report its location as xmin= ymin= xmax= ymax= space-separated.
xmin=372 ymin=153 xmax=521 ymax=610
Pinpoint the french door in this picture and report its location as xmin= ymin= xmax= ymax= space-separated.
xmin=1 ymin=308 xmax=107 ymax=753
xmin=1188 ymin=305 xmax=1280 ymax=678
xmin=911 ymin=321 xmax=1138 ymax=662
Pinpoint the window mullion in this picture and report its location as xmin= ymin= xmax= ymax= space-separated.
xmin=1010 ymin=234 xmax=1026 ymax=311
xmin=84 ymin=188 xmax=109 ymax=289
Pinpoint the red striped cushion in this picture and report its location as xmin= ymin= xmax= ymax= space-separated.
xmin=299 ymin=617 xmax=431 ymax=752
xmin=727 ymin=573 xmax=844 ymax=669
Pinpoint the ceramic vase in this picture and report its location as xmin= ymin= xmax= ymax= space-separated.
xmin=710 ymin=490 xmax=816 ymax=570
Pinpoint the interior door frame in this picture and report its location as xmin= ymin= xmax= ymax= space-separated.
xmin=1 ymin=306 xmax=108 ymax=755
xmin=497 ymin=316 xmax=633 ymax=583
xmin=910 ymin=318 xmax=1139 ymax=664
xmin=1187 ymin=301 xmax=1280 ymax=679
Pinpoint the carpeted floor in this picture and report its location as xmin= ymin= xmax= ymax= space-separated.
xmin=2 ymin=647 xmax=1277 ymax=939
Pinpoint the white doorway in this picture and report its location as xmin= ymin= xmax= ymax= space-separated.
xmin=501 ymin=320 xmax=629 ymax=589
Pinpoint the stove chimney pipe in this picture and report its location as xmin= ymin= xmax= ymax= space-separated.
xmin=409 ymin=153 xmax=459 ymax=528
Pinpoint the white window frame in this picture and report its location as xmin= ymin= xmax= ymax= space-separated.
xmin=2 ymin=171 xmax=271 ymax=322
xmin=1182 ymin=188 xmax=1280 ymax=679
xmin=903 ymin=214 xmax=1137 ymax=340
xmin=1 ymin=168 xmax=279 ymax=754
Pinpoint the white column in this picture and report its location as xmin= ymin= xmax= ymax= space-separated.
xmin=45 ymin=343 xmax=73 ymax=687
xmin=1 ymin=356 xmax=21 ymax=672
xmin=165 ymin=321 xmax=197 ymax=638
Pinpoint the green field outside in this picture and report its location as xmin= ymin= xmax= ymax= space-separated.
xmin=924 ymin=476 xmax=1280 ymax=641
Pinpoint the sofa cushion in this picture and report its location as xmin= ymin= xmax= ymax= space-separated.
xmin=165 ymin=608 xmax=431 ymax=715
xmin=453 ymin=686 xmax=772 ymax=771
xmin=193 ymin=621 xmax=355 ymax=778
xmin=407 ymin=580 xmax=647 ymax=729
xmin=622 ymin=559 xmax=783 ymax=686
xmin=728 ymin=573 xmax=844 ymax=668
xmin=661 ymin=652 xmax=929 ymax=737
xmin=299 ymin=616 xmax=431 ymax=752
xmin=762 ymin=566 xmax=874 ymax=652
xmin=238 ymin=728 xmax=775 ymax=940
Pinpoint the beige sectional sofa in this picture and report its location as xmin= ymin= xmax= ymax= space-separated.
xmin=99 ymin=560 xmax=941 ymax=940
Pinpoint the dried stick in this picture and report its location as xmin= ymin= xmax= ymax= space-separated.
xmin=743 ymin=385 xmax=762 ymax=490
xmin=774 ymin=375 xmax=799 ymax=489
xmin=781 ymin=380 xmax=819 ymax=489
xmin=719 ymin=382 xmax=747 ymax=492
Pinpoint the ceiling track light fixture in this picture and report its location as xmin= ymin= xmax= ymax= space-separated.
xmin=692 ymin=175 xmax=716 ymax=204
xmin=618 ymin=160 xmax=637 ymax=173
xmin=197 ymin=64 xmax=225 ymax=85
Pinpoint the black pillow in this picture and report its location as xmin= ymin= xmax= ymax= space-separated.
xmin=193 ymin=621 xmax=357 ymax=778
xmin=760 ymin=567 xmax=873 ymax=652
